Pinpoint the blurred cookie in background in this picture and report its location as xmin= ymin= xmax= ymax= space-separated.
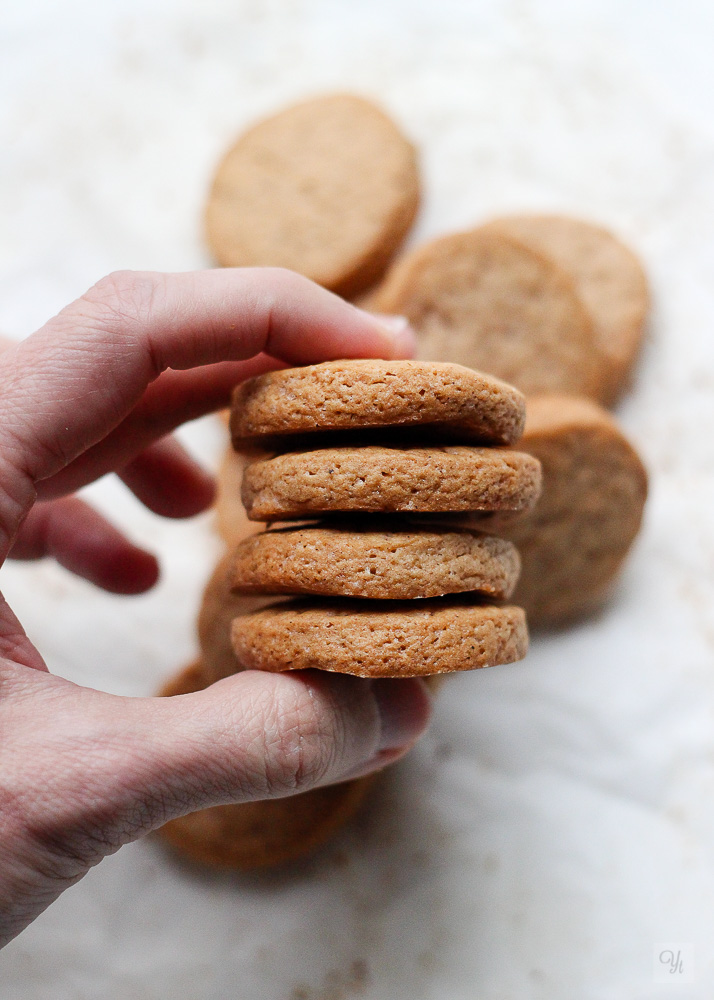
xmin=205 ymin=94 xmax=420 ymax=299
xmin=489 ymin=395 xmax=648 ymax=627
xmin=370 ymin=227 xmax=607 ymax=400
xmin=197 ymin=550 xmax=279 ymax=683
xmin=214 ymin=447 xmax=255 ymax=549
xmin=481 ymin=215 xmax=649 ymax=405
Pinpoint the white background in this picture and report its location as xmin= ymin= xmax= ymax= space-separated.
xmin=2 ymin=1 xmax=714 ymax=997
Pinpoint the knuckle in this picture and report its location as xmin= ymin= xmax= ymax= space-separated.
xmin=260 ymin=266 xmax=313 ymax=298
xmin=78 ymin=270 xmax=163 ymax=333
xmin=261 ymin=265 xmax=301 ymax=285
xmin=244 ymin=678 xmax=345 ymax=797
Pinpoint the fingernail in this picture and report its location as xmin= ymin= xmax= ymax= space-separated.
xmin=371 ymin=677 xmax=431 ymax=753
xmin=372 ymin=313 xmax=416 ymax=359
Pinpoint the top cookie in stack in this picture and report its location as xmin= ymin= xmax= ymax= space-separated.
xmin=223 ymin=359 xmax=542 ymax=678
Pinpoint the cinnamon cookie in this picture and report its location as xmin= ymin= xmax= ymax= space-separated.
xmin=241 ymin=445 xmax=541 ymax=521
xmin=482 ymin=215 xmax=649 ymax=404
xmin=369 ymin=227 xmax=607 ymax=399
xmin=231 ymin=597 xmax=528 ymax=677
xmin=494 ymin=395 xmax=648 ymax=625
xmin=230 ymin=359 xmax=526 ymax=450
xmin=229 ymin=523 xmax=520 ymax=600
xmin=205 ymin=94 xmax=419 ymax=298
xmin=155 ymin=661 xmax=375 ymax=869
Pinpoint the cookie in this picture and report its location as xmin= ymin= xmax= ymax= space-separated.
xmin=198 ymin=551 xmax=279 ymax=682
xmin=493 ymin=395 xmax=648 ymax=626
xmin=231 ymin=597 xmax=528 ymax=678
xmin=158 ymin=659 xmax=207 ymax=699
xmin=230 ymin=360 xmax=526 ymax=450
xmin=155 ymin=661 xmax=375 ymax=869
xmin=241 ymin=445 xmax=542 ymax=521
xmin=369 ymin=227 xmax=607 ymax=400
xmin=482 ymin=215 xmax=649 ymax=405
xmin=205 ymin=94 xmax=419 ymax=298
xmin=215 ymin=448 xmax=256 ymax=548
xmin=229 ymin=523 xmax=520 ymax=600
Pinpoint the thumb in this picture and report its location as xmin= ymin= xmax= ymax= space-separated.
xmin=125 ymin=668 xmax=431 ymax=811
xmin=2 ymin=662 xmax=429 ymax=943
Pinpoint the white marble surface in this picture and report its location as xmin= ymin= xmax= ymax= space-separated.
xmin=2 ymin=2 xmax=714 ymax=997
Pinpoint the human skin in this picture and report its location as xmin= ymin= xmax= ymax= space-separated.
xmin=0 ymin=268 xmax=430 ymax=947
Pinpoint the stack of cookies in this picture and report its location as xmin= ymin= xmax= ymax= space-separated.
xmin=222 ymin=359 xmax=541 ymax=680
xmin=157 ymin=360 xmax=541 ymax=869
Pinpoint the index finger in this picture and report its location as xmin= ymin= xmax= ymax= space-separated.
xmin=0 ymin=268 xmax=411 ymax=545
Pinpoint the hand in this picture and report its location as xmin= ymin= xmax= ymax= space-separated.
xmin=0 ymin=268 xmax=430 ymax=947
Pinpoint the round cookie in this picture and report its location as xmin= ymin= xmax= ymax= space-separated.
xmin=482 ymin=215 xmax=649 ymax=405
xmin=205 ymin=94 xmax=419 ymax=298
xmin=230 ymin=360 xmax=526 ymax=450
xmin=494 ymin=395 xmax=648 ymax=626
xmin=241 ymin=445 xmax=542 ymax=521
xmin=229 ymin=523 xmax=520 ymax=600
xmin=155 ymin=661 xmax=375 ymax=869
xmin=369 ymin=227 xmax=607 ymax=400
xmin=231 ymin=597 xmax=528 ymax=678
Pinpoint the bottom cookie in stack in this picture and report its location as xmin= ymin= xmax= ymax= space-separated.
xmin=232 ymin=596 xmax=526 ymax=679
xmin=154 ymin=659 xmax=376 ymax=870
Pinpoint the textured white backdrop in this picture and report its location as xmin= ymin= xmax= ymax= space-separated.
xmin=1 ymin=2 xmax=714 ymax=997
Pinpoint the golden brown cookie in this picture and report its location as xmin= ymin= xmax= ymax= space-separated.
xmin=482 ymin=215 xmax=649 ymax=405
xmin=230 ymin=360 xmax=526 ymax=450
xmin=155 ymin=661 xmax=375 ymax=869
xmin=205 ymin=94 xmax=419 ymax=298
xmin=229 ymin=523 xmax=520 ymax=600
xmin=232 ymin=597 xmax=528 ymax=678
xmin=369 ymin=227 xmax=607 ymax=399
xmin=493 ymin=395 xmax=648 ymax=626
xmin=241 ymin=445 xmax=541 ymax=521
